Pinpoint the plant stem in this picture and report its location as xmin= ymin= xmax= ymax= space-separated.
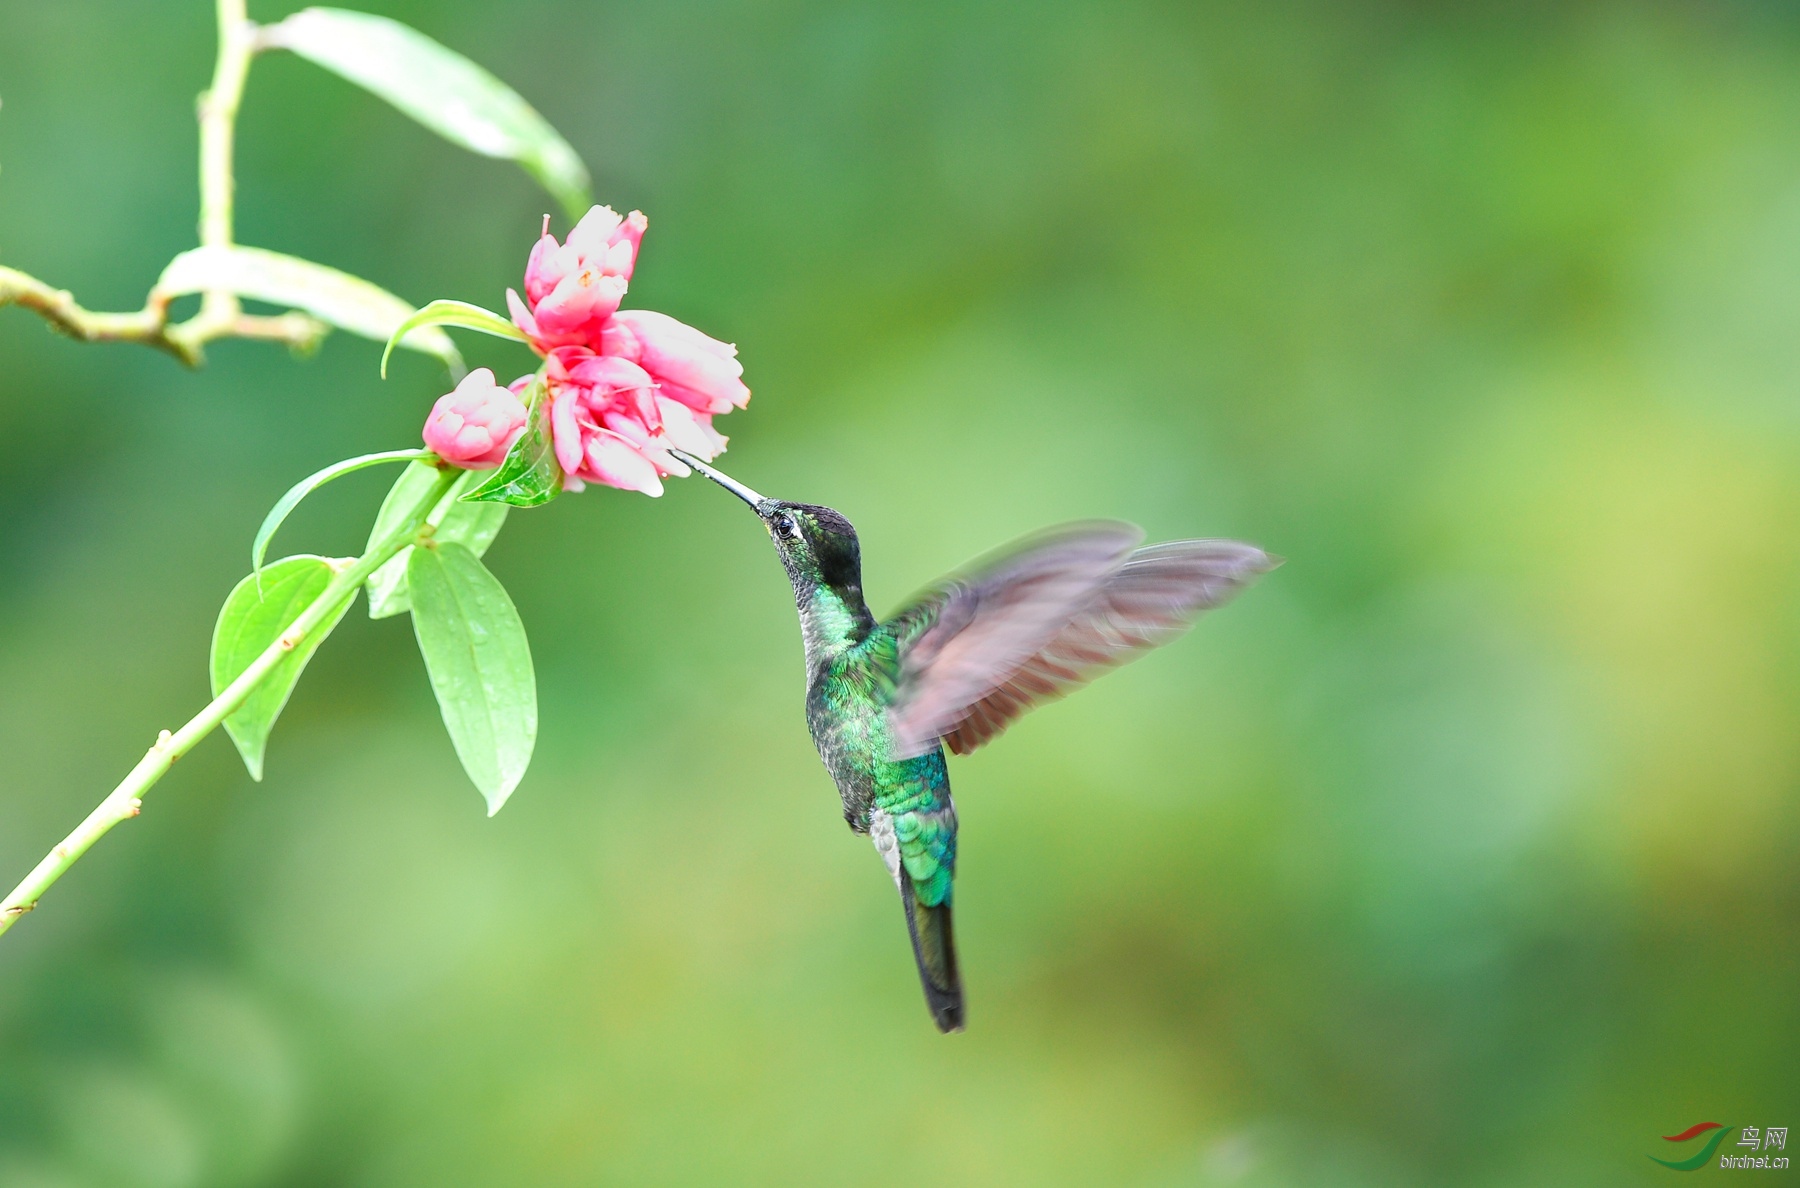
xmin=0 ymin=266 xmax=180 ymax=357
xmin=0 ymin=465 xmax=461 ymax=940
xmin=203 ymin=0 xmax=250 ymax=253
xmin=0 ymin=266 xmax=323 ymax=364
xmin=0 ymin=0 xmax=325 ymax=363
xmin=168 ymin=0 xmax=254 ymax=356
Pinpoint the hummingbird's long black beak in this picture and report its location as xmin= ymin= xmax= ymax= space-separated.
xmin=668 ymin=449 xmax=768 ymax=511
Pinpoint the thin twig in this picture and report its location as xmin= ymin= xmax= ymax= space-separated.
xmin=173 ymin=0 xmax=253 ymax=349
xmin=0 ymin=465 xmax=460 ymax=939
xmin=0 ymin=266 xmax=327 ymax=364
xmin=0 ymin=266 xmax=184 ymax=359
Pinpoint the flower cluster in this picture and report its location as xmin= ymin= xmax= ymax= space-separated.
xmin=420 ymin=205 xmax=749 ymax=496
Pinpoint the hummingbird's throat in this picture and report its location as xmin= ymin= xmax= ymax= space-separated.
xmin=797 ymin=581 xmax=875 ymax=661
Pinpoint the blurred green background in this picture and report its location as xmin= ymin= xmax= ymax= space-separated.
xmin=2 ymin=1 xmax=1798 ymax=1184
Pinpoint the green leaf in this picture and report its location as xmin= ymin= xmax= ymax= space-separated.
xmin=210 ymin=555 xmax=356 ymax=780
xmin=156 ymin=245 xmax=460 ymax=369
xmin=264 ymin=7 xmax=592 ymax=220
xmin=253 ymin=449 xmax=435 ymax=576
xmin=381 ymin=299 xmax=526 ymax=379
xmin=462 ymin=377 xmax=563 ymax=507
xmin=365 ymin=464 xmax=510 ymax=619
xmin=407 ymin=542 xmax=537 ymax=813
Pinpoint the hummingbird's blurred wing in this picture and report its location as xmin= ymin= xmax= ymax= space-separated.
xmin=881 ymin=522 xmax=1143 ymax=759
xmin=885 ymin=530 xmax=1276 ymax=759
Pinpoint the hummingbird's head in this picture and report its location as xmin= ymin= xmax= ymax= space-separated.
xmin=762 ymin=501 xmax=862 ymax=590
xmin=669 ymin=451 xmax=864 ymax=595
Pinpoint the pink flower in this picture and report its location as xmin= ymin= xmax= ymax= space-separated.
xmin=598 ymin=309 xmax=751 ymax=415
xmin=532 ymin=343 xmax=730 ymax=496
xmin=541 ymin=346 xmax=730 ymax=497
xmin=422 ymin=368 xmax=529 ymax=469
xmin=508 ymin=205 xmax=647 ymax=352
xmin=465 ymin=203 xmax=749 ymax=497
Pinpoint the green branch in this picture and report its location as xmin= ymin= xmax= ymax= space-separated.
xmin=0 ymin=264 xmax=325 ymax=365
xmin=0 ymin=465 xmax=461 ymax=939
xmin=170 ymin=0 xmax=256 ymax=353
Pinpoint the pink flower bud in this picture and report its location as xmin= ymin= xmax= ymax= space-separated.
xmin=564 ymin=205 xmax=646 ymax=281
xmin=421 ymin=368 xmax=529 ymax=469
xmin=512 ymin=206 xmax=649 ymax=352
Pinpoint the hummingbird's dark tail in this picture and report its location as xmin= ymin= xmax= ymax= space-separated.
xmin=899 ymin=872 xmax=964 ymax=1033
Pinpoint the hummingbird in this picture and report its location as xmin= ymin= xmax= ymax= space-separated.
xmin=669 ymin=450 xmax=1278 ymax=1033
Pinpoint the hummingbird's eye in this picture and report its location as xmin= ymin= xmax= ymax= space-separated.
xmin=775 ymin=513 xmax=801 ymax=540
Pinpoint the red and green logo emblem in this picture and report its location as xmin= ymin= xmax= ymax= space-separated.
xmin=1651 ymin=1123 xmax=1732 ymax=1171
